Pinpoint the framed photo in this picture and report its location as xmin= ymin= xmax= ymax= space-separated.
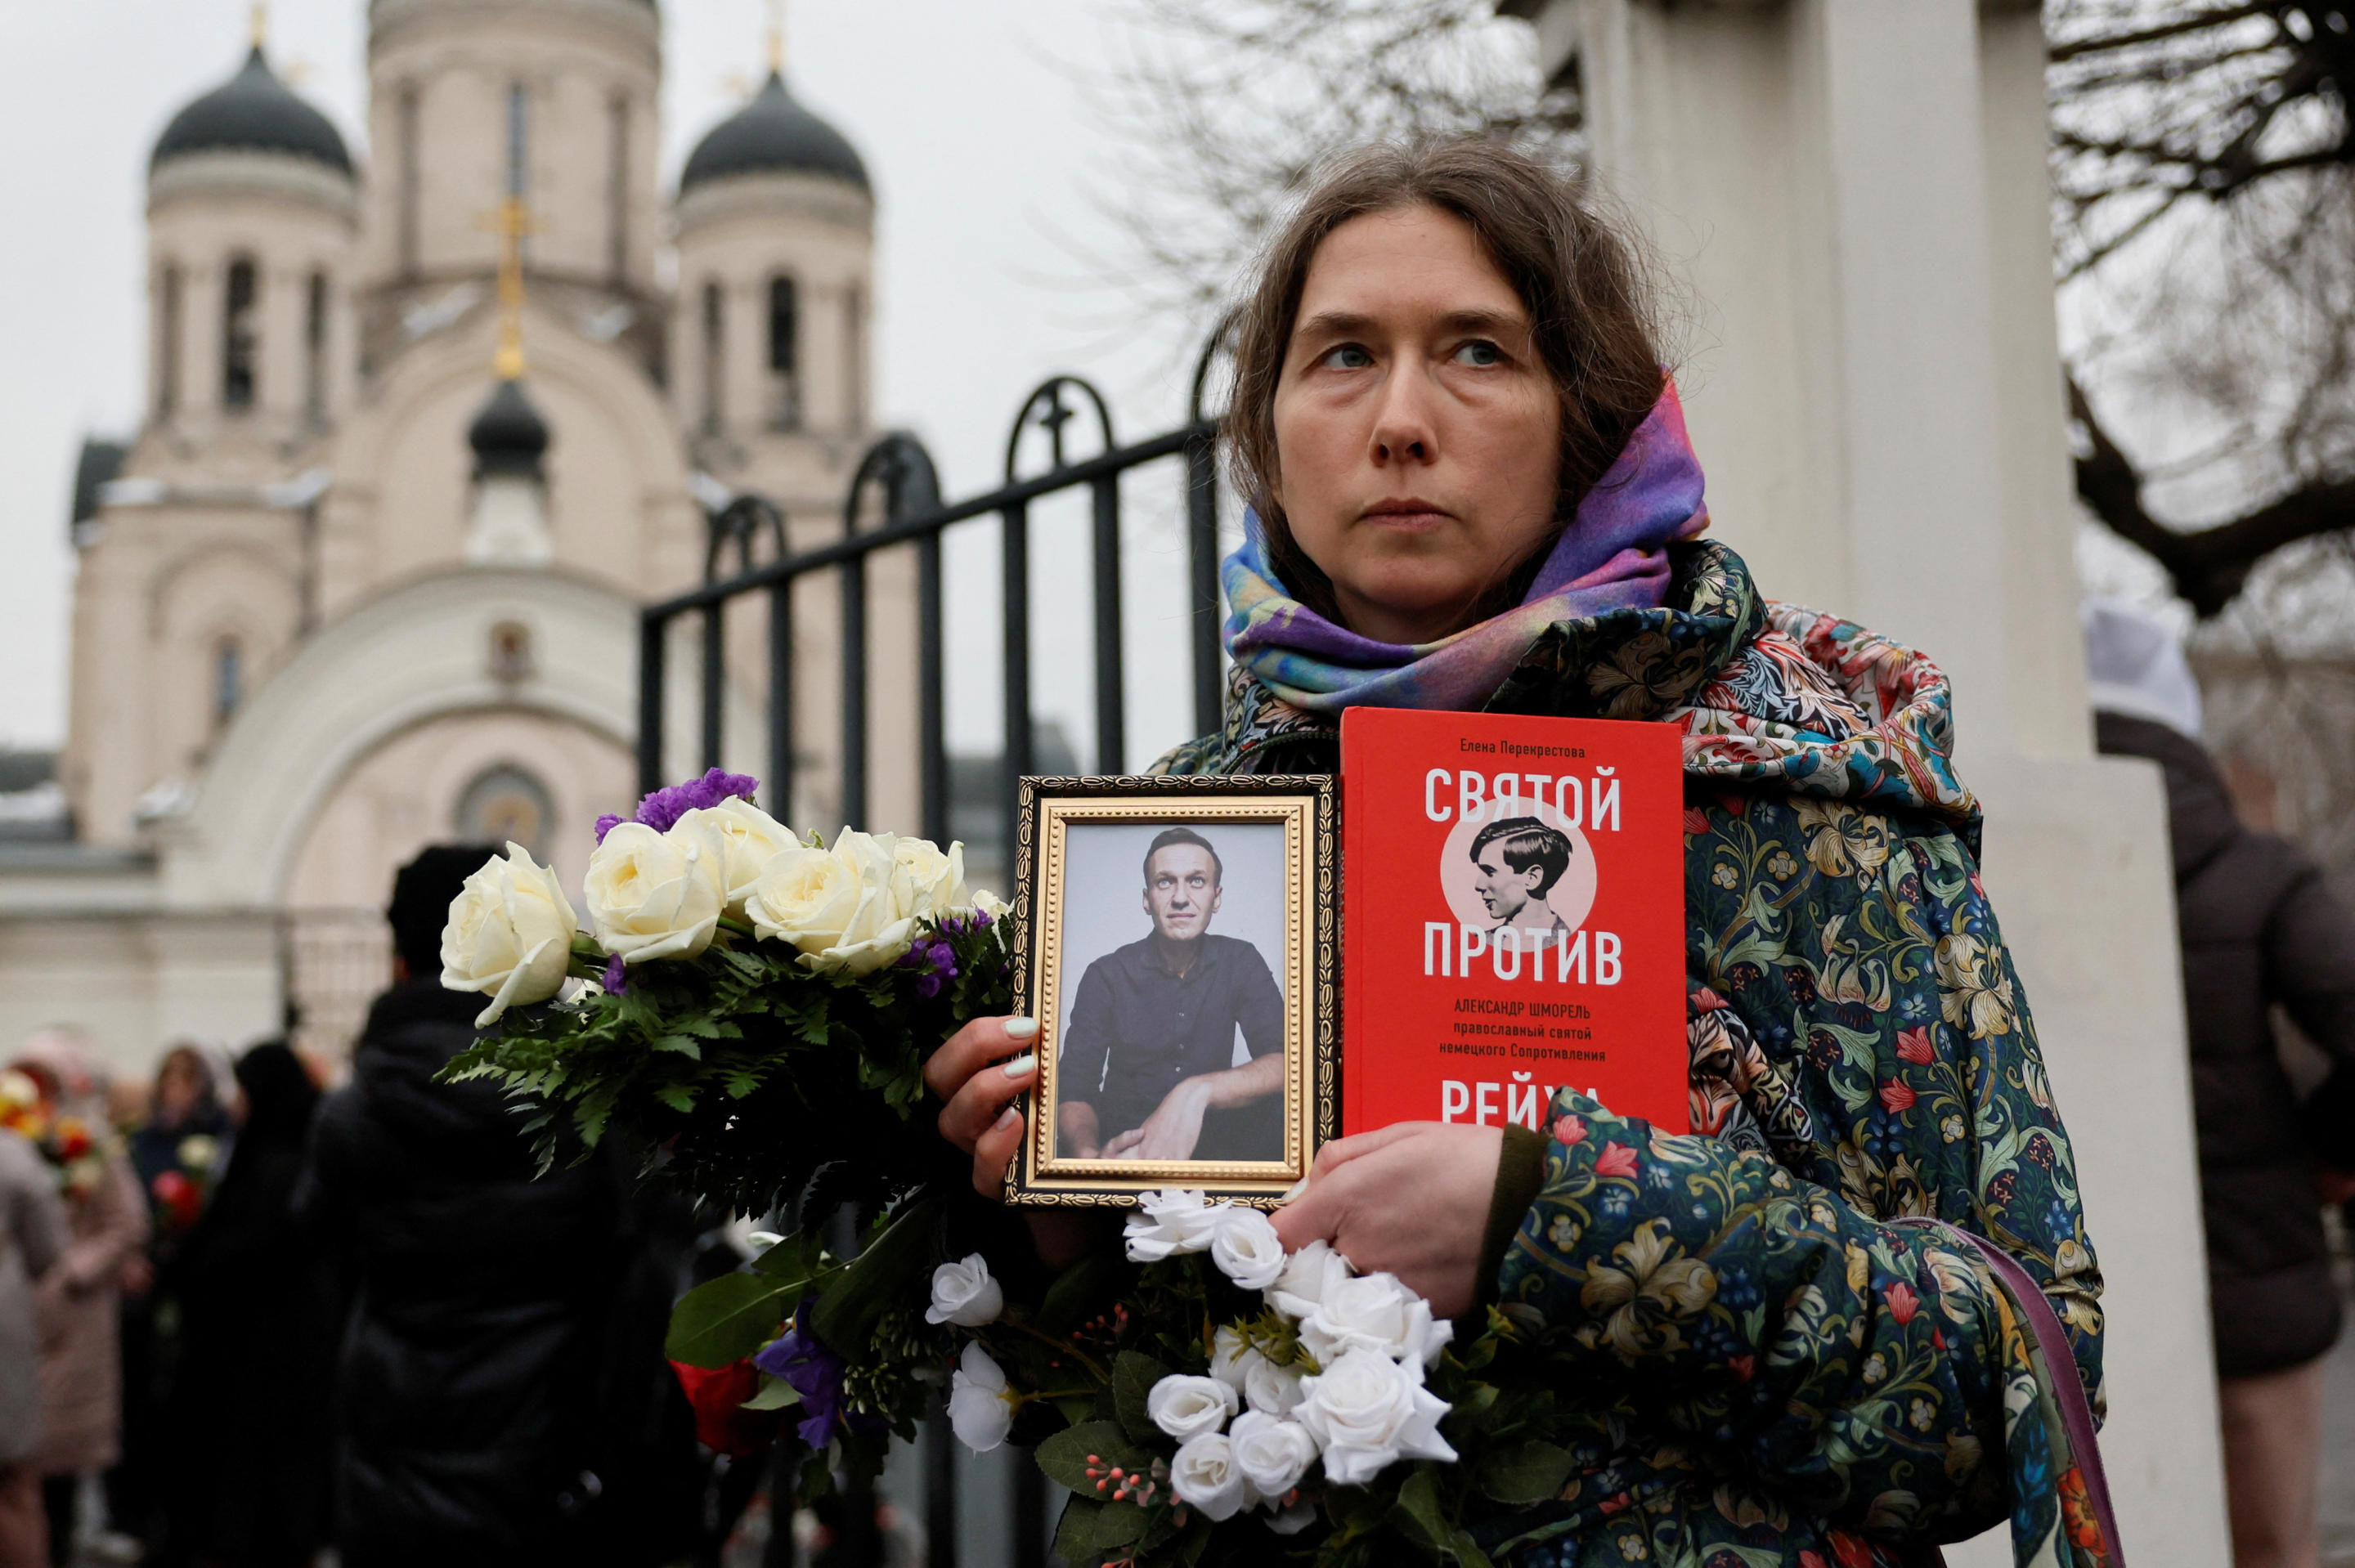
xmin=1004 ymin=774 xmax=1338 ymax=1208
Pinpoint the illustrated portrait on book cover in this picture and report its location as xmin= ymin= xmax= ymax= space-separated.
xmin=1437 ymin=799 xmax=1597 ymax=948
xmin=1007 ymin=778 xmax=1335 ymax=1207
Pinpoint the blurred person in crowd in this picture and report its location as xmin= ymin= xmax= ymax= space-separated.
xmin=298 ymin=845 xmax=698 ymax=1568
xmin=11 ymin=1032 xmax=147 ymax=1568
xmin=0 ymin=1078 xmax=69 ymax=1568
xmin=2088 ymin=599 xmax=2355 ymax=1568
xmin=155 ymin=1042 xmax=337 ymax=1568
xmin=110 ymin=1042 xmax=234 ymax=1548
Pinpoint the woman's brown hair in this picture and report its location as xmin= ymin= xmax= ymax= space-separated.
xmin=1224 ymin=138 xmax=1666 ymax=630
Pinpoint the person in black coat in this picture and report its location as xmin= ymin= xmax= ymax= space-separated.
xmin=2087 ymin=601 xmax=2355 ymax=1568
xmin=298 ymin=845 xmax=698 ymax=1568
xmin=157 ymin=1042 xmax=338 ymax=1568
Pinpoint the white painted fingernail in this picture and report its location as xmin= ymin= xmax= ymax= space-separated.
xmin=1000 ymin=1054 xmax=1036 ymax=1078
xmin=1004 ymin=1017 xmax=1038 ymax=1039
xmin=1279 ymin=1177 xmax=1308 ymax=1203
xmin=994 ymin=1105 xmax=1020 ymax=1130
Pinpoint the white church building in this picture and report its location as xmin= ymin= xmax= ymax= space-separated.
xmin=2 ymin=0 xmax=891 ymax=1071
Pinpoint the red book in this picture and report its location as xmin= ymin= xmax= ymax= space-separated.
xmin=1340 ymin=708 xmax=1689 ymax=1136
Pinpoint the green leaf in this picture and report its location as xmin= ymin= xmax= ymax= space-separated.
xmin=1388 ymin=1466 xmax=1453 ymax=1561
xmin=664 ymin=1271 xmax=796 ymax=1369
xmin=1478 ymin=1440 xmax=1576 ymax=1505
xmin=1034 ymin=1419 xmax=1142 ymax=1494
xmin=654 ymin=1083 xmax=698 ymax=1115
xmin=1036 ymin=1250 xmax=1125 ymax=1339
xmin=741 ymin=1374 xmax=802 ymax=1412
xmin=1111 ymin=1351 xmax=1173 ymax=1446
xmin=1052 ymin=1497 xmax=1109 ymax=1567
xmin=751 ymin=1232 xmax=822 ymax=1282
xmin=810 ymin=1196 xmax=941 ymax=1353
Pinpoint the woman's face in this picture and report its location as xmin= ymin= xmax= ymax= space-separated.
xmin=156 ymin=1053 xmax=204 ymax=1120
xmin=1270 ymin=204 xmax=1563 ymax=645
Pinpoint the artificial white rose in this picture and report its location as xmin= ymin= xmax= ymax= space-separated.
xmin=675 ymin=798 xmax=800 ymax=914
xmin=890 ymin=836 xmax=971 ymax=921
xmin=1294 ymin=1346 xmax=1456 ymax=1486
xmin=746 ymin=844 xmax=864 ymax=952
xmin=1227 ymin=1411 xmax=1318 ymax=1503
xmin=585 ymin=819 xmax=726 ymax=965
xmin=1299 ymin=1270 xmax=1454 ymax=1368
xmin=926 ymin=1253 xmax=1003 ymax=1328
xmin=1146 ymin=1373 xmax=1237 ymax=1442
xmin=1168 ymin=1432 xmax=1248 ymax=1521
xmin=1124 ymin=1189 xmax=1224 ymax=1262
xmin=441 ymin=841 xmax=581 ymax=1025
xmin=948 ymin=1342 xmax=1015 ymax=1453
xmin=976 ymin=889 xmax=1012 ymax=921
xmin=1266 ymin=1239 xmax=1352 ymax=1320
xmin=799 ymin=828 xmax=920 ymax=974
xmin=1208 ymin=1205 xmax=1287 ymax=1291
xmin=1209 ymin=1326 xmax=1260 ymax=1392
xmin=1243 ymin=1355 xmax=1308 ymax=1417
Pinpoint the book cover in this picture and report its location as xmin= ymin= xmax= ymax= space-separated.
xmin=1339 ymin=707 xmax=1689 ymax=1136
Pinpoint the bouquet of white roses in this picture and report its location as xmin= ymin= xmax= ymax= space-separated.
xmin=437 ymin=768 xmax=1012 ymax=1217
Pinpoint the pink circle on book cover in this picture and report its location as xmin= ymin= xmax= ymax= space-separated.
xmin=1437 ymin=802 xmax=1598 ymax=944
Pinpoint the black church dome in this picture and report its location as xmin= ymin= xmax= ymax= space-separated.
xmin=152 ymin=47 xmax=353 ymax=177
xmin=468 ymin=379 xmax=550 ymax=477
xmin=680 ymin=72 xmax=869 ymax=195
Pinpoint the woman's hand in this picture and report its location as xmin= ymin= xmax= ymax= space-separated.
xmin=1272 ymin=1122 xmax=1501 ymax=1319
xmin=924 ymin=1015 xmax=1040 ymax=1198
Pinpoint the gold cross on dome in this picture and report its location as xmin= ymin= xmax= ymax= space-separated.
xmin=473 ymin=197 xmax=541 ymax=379
xmin=767 ymin=0 xmax=786 ymax=74
xmin=249 ymin=1 xmax=267 ymax=49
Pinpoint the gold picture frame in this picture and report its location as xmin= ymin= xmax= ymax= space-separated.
xmin=1005 ymin=774 xmax=1339 ymax=1208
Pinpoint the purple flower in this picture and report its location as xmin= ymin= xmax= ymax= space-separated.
xmin=594 ymin=813 xmax=626 ymax=844
xmin=628 ymin=768 xmax=762 ymax=836
xmin=752 ymin=1301 xmax=869 ymax=1449
xmin=895 ymin=936 xmax=960 ymax=1000
xmin=602 ymin=953 xmax=628 ymax=996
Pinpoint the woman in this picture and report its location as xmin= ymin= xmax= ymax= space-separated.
xmin=12 ymin=1032 xmax=147 ymax=1568
xmin=927 ymin=141 xmax=2105 ymax=1566
xmin=0 ymin=1102 xmax=68 ymax=1568
xmin=158 ymin=1042 xmax=337 ymax=1568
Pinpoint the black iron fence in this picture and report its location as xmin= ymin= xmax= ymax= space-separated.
xmin=635 ymin=346 xmax=1230 ymax=1568
xmin=637 ymin=344 xmax=1231 ymax=858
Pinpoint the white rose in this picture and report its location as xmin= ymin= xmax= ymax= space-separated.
xmin=1266 ymin=1239 xmax=1352 ymax=1320
xmin=926 ymin=1253 xmax=1003 ymax=1328
xmin=746 ymin=843 xmax=863 ymax=952
xmin=1124 ymin=1189 xmax=1223 ymax=1263
xmin=1267 ymin=1498 xmax=1319 ymax=1534
xmin=1146 ymin=1373 xmax=1236 ymax=1442
xmin=675 ymin=798 xmax=800 ymax=914
xmin=1208 ymin=1206 xmax=1287 ymax=1291
xmin=800 ymin=829 xmax=919 ymax=974
xmin=1244 ymin=1355 xmax=1308 ymax=1417
xmin=976 ymin=889 xmax=1012 ymax=921
xmin=890 ymin=836 xmax=971 ymax=921
xmin=1228 ymin=1411 xmax=1318 ymax=1503
xmin=1294 ymin=1346 xmax=1456 ymax=1486
xmin=1209 ymin=1326 xmax=1259 ymax=1392
xmin=585 ymin=819 xmax=725 ymax=965
xmin=439 ymin=842 xmax=579 ymax=1027
xmin=948 ymin=1342 xmax=1014 ymax=1453
xmin=1299 ymin=1271 xmax=1453 ymax=1368
xmin=1168 ymin=1432 xmax=1248 ymax=1521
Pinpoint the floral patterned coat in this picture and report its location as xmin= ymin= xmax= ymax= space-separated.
xmin=1155 ymin=541 xmax=2106 ymax=1568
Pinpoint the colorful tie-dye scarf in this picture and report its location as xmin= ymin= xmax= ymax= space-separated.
xmin=1222 ymin=379 xmax=1711 ymax=715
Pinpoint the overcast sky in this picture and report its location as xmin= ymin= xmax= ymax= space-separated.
xmin=0 ymin=0 xmax=1224 ymax=764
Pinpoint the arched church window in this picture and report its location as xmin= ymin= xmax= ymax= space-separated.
xmin=845 ymin=282 xmax=865 ymax=430
xmin=607 ymin=93 xmax=630 ymax=284
xmin=701 ymin=281 xmax=724 ymax=433
xmin=222 ymin=258 xmax=258 ymax=411
xmin=767 ymin=275 xmax=800 ymax=430
xmin=157 ymin=263 xmax=182 ymax=419
xmin=213 ymin=639 xmax=243 ymax=728
xmin=304 ymin=271 xmax=329 ymax=424
xmin=455 ymin=765 xmax=555 ymax=860
xmin=397 ymin=85 xmax=421 ymax=276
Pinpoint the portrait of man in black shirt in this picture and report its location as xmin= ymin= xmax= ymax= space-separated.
xmin=1055 ymin=827 xmax=1285 ymax=1163
xmin=1469 ymin=816 xmax=1572 ymax=948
